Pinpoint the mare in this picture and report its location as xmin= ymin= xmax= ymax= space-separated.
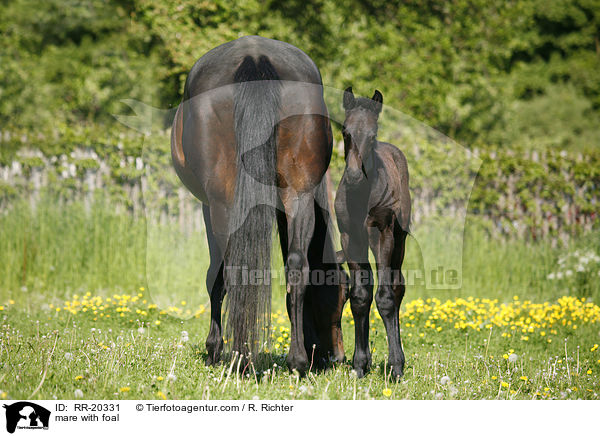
xmin=171 ymin=36 xmax=346 ymax=374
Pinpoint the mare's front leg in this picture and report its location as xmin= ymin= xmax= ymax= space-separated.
xmin=368 ymin=216 xmax=406 ymax=378
xmin=340 ymin=230 xmax=373 ymax=378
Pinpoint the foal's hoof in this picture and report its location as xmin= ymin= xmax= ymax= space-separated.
xmin=353 ymin=363 xmax=371 ymax=378
xmin=390 ymin=362 xmax=405 ymax=379
xmin=352 ymin=358 xmax=371 ymax=378
xmin=391 ymin=368 xmax=404 ymax=379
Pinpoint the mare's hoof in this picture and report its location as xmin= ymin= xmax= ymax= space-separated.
xmin=287 ymin=355 xmax=309 ymax=376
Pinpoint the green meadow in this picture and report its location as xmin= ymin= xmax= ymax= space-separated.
xmin=1 ymin=198 xmax=599 ymax=400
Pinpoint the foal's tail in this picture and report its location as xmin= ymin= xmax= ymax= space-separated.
xmin=224 ymin=55 xmax=281 ymax=358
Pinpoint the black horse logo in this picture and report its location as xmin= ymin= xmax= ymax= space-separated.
xmin=2 ymin=402 xmax=50 ymax=433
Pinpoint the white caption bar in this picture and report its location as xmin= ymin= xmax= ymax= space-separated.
xmin=0 ymin=400 xmax=593 ymax=435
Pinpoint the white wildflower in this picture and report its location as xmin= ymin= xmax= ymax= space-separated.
xmin=580 ymin=256 xmax=590 ymax=265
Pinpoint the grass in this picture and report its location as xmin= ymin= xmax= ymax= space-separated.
xmin=0 ymin=197 xmax=599 ymax=400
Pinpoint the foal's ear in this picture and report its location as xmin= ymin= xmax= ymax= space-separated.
xmin=343 ymin=86 xmax=355 ymax=110
xmin=372 ymin=90 xmax=383 ymax=113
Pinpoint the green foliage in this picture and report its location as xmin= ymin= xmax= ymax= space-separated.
xmin=0 ymin=0 xmax=167 ymax=129
xmin=1 ymin=0 xmax=599 ymax=150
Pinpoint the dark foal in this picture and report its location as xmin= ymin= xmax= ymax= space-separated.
xmin=335 ymin=87 xmax=411 ymax=379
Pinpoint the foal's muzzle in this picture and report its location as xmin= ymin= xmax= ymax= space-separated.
xmin=345 ymin=168 xmax=363 ymax=186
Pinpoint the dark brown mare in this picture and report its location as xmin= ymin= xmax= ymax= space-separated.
xmin=335 ymin=87 xmax=411 ymax=379
xmin=171 ymin=36 xmax=345 ymax=374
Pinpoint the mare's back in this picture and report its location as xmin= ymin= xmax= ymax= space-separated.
xmin=184 ymin=36 xmax=323 ymax=98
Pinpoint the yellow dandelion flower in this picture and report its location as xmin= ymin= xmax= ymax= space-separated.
xmin=157 ymin=391 xmax=166 ymax=400
xmin=120 ymin=387 xmax=130 ymax=393
xmin=382 ymin=388 xmax=392 ymax=397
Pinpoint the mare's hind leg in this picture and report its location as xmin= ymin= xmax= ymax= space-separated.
xmin=280 ymin=191 xmax=315 ymax=375
xmin=276 ymin=113 xmax=332 ymax=374
xmin=280 ymin=203 xmax=340 ymax=370
xmin=203 ymin=204 xmax=226 ymax=366
xmin=368 ymin=211 xmax=406 ymax=379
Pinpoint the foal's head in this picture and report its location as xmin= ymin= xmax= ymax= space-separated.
xmin=341 ymin=87 xmax=383 ymax=186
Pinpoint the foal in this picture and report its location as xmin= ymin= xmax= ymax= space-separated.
xmin=335 ymin=87 xmax=411 ymax=378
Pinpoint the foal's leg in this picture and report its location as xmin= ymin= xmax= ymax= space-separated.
xmin=389 ymin=229 xmax=408 ymax=377
xmin=203 ymin=204 xmax=226 ymax=366
xmin=281 ymin=191 xmax=315 ymax=375
xmin=369 ymin=220 xmax=406 ymax=378
xmin=340 ymin=231 xmax=373 ymax=378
